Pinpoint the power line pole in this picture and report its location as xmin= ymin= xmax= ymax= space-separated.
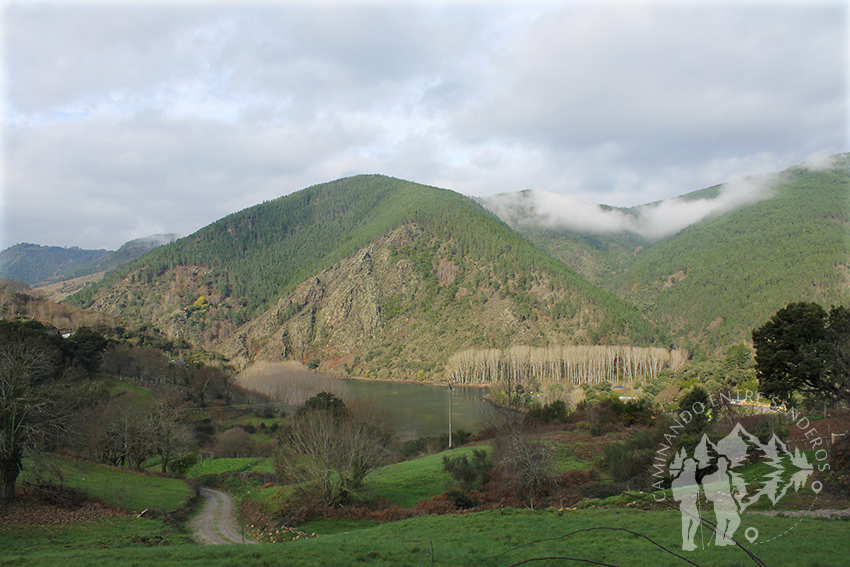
xmin=448 ymin=381 xmax=453 ymax=449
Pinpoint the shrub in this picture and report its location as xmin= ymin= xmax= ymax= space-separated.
xmin=438 ymin=429 xmax=472 ymax=450
xmin=442 ymin=449 xmax=493 ymax=491
xmin=830 ymin=436 xmax=850 ymax=493
xmin=609 ymin=397 xmax=657 ymax=427
xmin=401 ymin=436 xmax=438 ymax=459
xmin=603 ymin=428 xmax=658 ymax=483
xmin=169 ymin=453 xmax=199 ymax=477
xmin=526 ymin=400 xmax=570 ymax=424
xmin=572 ymin=400 xmax=620 ymax=436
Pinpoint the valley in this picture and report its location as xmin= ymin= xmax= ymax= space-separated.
xmin=0 ymin=155 xmax=848 ymax=566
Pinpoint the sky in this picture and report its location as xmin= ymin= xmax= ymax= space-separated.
xmin=2 ymin=0 xmax=847 ymax=251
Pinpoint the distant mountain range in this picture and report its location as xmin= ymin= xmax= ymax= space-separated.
xmin=6 ymin=155 xmax=847 ymax=379
xmin=0 ymin=234 xmax=178 ymax=286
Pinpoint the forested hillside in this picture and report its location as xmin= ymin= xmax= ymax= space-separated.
xmin=0 ymin=243 xmax=110 ymax=285
xmin=612 ymin=160 xmax=849 ymax=352
xmin=0 ymin=235 xmax=177 ymax=288
xmin=498 ymin=156 xmax=850 ymax=354
xmin=67 ymin=175 xmax=660 ymax=379
xmin=58 ymin=234 xmax=179 ymax=282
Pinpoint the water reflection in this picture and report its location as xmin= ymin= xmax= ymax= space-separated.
xmin=340 ymin=379 xmax=490 ymax=439
xmin=235 ymin=362 xmax=489 ymax=439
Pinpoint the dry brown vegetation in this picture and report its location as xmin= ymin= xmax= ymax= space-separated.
xmin=0 ymin=484 xmax=124 ymax=527
xmin=233 ymin=361 xmax=347 ymax=406
xmin=0 ymin=280 xmax=115 ymax=332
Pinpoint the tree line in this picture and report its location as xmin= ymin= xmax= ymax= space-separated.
xmin=0 ymin=318 xmax=247 ymax=502
xmin=445 ymin=344 xmax=686 ymax=386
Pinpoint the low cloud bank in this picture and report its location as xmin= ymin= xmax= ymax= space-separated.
xmin=484 ymin=173 xmax=783 ymax=241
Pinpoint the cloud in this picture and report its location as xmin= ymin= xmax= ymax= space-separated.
xmin=484 ymin=173 xmax=780 ymax=241
xmin=1 ymin=2 xmax=846 ymax=250
xmin=801 ymin=151 xmax=846 ymax=172
xmin=455 ymin=4 xmax=846 ymax=147
xmin=3 ymin=110 xmax=383 ymax=248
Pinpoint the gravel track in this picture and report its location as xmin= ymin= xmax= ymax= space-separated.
xmin=190 ymin=488 xmax=258 ymax=545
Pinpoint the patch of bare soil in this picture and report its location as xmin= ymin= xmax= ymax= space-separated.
xmin=33 ymin=272 xmax=106 ymax=302
xmin=0 ymin=486 xmax=125 ymax=528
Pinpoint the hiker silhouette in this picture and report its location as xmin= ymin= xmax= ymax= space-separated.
xmin=671 ymin=457 xmax=700 ymax=551
xmin=702 ymin=456 xmax=741 ymax=546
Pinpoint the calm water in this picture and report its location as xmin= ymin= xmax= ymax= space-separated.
xmin=338 ymin=379 xmax=490 ymax=439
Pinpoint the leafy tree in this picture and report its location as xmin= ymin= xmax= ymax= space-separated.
xmin=825 ymin=305 xmax=850 ymax=398
xmin=66 ymin=327 xmax=108 ymax=372
xmin=677 ymin=386 xmax=713 ymax=436
xmin=753 ymin=302 xmax=850 ymax=406
xmin=296 ymin=391 xmax=348 ymax=419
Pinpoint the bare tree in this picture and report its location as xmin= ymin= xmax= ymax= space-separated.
xmin=483 ymin=403 xmax=555 ymax=508
xmin=94 ymin=401 xmax=158 ymax=471
xmin=212 ymin=427 xmax=256 ymax=458
xmin=274 ymin=395 xmax=392 ymax=506
xmin=234 ymin=361 xmax=345 ymax=407
xmin=0 ymin=322 xmax=93 ymax=502
xmin=446 ymin=344 xmax=676 ymax=387
xmin=150 ymin=400 xmax=193 ymax=473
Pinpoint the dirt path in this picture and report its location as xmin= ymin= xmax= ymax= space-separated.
xmin=190 ymin=488 xmax=258 ymax=545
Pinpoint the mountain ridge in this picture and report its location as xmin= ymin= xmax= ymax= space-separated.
xmin=0 ymin=234 xmax=179 ymax=288
xmin=65 ymin=175 xmax=660 ymax=379
xmin=486 ymin=155 xmax=850 ymax=354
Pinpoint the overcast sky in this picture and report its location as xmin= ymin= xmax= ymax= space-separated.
xmin=2 ymin=1 xmax=847 ymax=251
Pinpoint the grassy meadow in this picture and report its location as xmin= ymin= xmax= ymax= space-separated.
xmin=3 ymin=427 xmax=847 ymax=567
xmin=2 ymin=506 xmax=848 ymax=567
xmin=19 ymin=455 xmax=194 ymax=513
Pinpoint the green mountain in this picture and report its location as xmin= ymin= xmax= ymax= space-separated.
xmin=66 ymin=175 xmax=660 ymax=379
xmin=489 ymin=155 xmax=850 ymax=354
xmin=0 ymin=235 xmax=178 ymax=287
xmin=59 ymin=234 xmax=179 ymax=281
xmin=0 ymin=243 xmax=110 ymax=285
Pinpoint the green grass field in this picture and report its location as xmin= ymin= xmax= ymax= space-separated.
xmin=5 ymin=428 xmax=844 ymax=567
xmin=19 ymin=456 xmax=194 ymax=513
xmin=3 ymin=506 xmax=848 ymax=566
xmin=101 ymin=377 xmax=156 ymax=404
xmin=185 ymin=457 xmax=272 ymax=479
xmin=0 ymin=516 xmax=194 ymax=561
xmin=362 ymin=445 xmax=490 ymax=508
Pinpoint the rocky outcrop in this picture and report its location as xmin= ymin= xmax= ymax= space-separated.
xmin=219 ymin=225 xmax=420 ymax=363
